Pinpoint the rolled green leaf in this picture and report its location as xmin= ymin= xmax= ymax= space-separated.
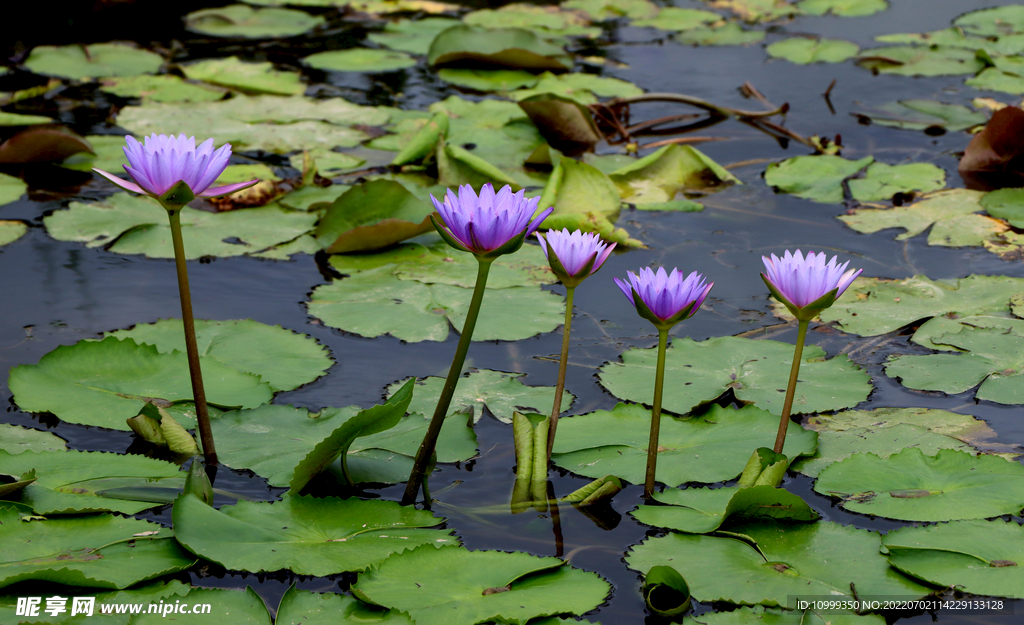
xmin=184 ymin=461 xmax=213 ymax=506
xmin=561 ymin=475 xmax=623 ymax=507
xmin=643 ymin=565 xmax=691 ymax=616
xmin=737 ymin=447 xmax=788 ymax=488
xmin=392 ymin=111 xmax=449 ymax=166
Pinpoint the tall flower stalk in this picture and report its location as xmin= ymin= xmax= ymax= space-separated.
xmin=761 ymin=250 xmax=861 ymax=454
xmin=94 ymin=134 xmax=257 ymax=464
xmin=536 ymin=229 xmax=615 ymax=465
xmin=402 ymin=184 xmax=552 ymax=506
xmin=614 ymin=267 xmax=713 ymax=498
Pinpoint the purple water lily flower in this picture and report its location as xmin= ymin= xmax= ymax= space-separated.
xmin=615 ymin=267 xmax=713 ymax=328
xmin=537 ymin=228 xmax=615 ymax=287
xmin=761 ymin=250 xmax=862 ymax=321
xmin=430 ymin=183 xmax=553 ymax=258
xmin=93 ymin=134 xmax=257 ymax=204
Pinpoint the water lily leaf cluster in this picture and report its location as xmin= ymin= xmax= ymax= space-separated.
xmin=23 ymin=43 xmax=163 ymax=79
xmin=766 ymin=38 xmax=859 ymax=64
xmin=854 ymin=99 xmax=987 ymax=132
xmin=632 ymin=485 xmax=819 ymax=533
xmin=99 ymin=74 xmax=228 ymax=103
xmin=181 ymin=56 xmax=306 ymax=95
xmin=765 ymin=155 xmax=945 ymax=203
xmin=184 ymin=4 xmax=326 ymax=38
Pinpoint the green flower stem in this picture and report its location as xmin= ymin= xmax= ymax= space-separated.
xmin=774 ymin=319 xmax=809 ymax=455
xmin=545 ymin=285 xmax=575 ymax=466
xmin=644 ymin=327 xmax=670 ymax=499
xmin=402 ymin=257 xmax=493 ymax=506
xmin=167 ymin=208 xmax=217 ymax=465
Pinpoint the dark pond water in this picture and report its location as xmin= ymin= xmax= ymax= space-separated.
xmin=2 ymin=0 xmax=1023 ymax=623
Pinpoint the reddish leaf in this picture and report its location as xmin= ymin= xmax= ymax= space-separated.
xmin=959 ymin=106 xmax=1024 ymax=190
xmin=0 ymin=126 xmax=93 ymax=164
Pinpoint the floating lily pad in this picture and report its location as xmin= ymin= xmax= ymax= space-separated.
xmin=886 ymin=323 xmax=1024 ymax=404
xmin=368 ymin=18 xmax=462 ymax=55
xmin=551 ymin=404 xmax=818 ymax=486
xmin=463 ymin=4 xmax=600 ymax=38
xmin=626 ymin=521 xmax=930 ymax=607
xmin=955 ymin=5 xmax=1024 ymax=37
xmin=0 ymin=425 xmax=65 ymax=454
xmin=883 ymin=520 xmax=1024 ymax=599
xmin=967 ymin=67 xmax=1024 ymax=95
xmin=8 ymin=336 xmax=272 ymax=430
xmin=0 ymin=220 xmax=26 ymax=247
xmin=132 ymin=586 xmax=271 ymax=625
xmin=0 ymin=503 xmax=195 ymax=590
xmin=116 ymin=95 xmax=385 ymax=153
xmin=0 ymin=111 xmax=56 ymax=125
xmin=562 ymin=0 xmax=658 ymax=20
xmin=684 ymin=606 xmax=884 ymax=625
xmin=276 ymin=585 xmax=415 ymax=625
xmin=765 ymin=155 xmax=872 ymax=203
xmin=791 ymin=407 xmax=1000 ymax=477
xmin=599 ymin=335 xmax=870 ymax=417
xmin=46 ymin=193 xmax=317 ymax=259
xmin=981 ymin=187 xmax=1024 ymax=226
xmin=815 ymin=448 xmax=1024 ymax=521
xmin=23 ymin=43 xmax=163 ymax=79
xmin=0 ymin=450 xmax=182 ymax=515
xmin=107 ymin=318 xmax=330 ymax=393
xmin=767 ymin=38 xmax=859 ymax=64
xmin=632 ymin=7 xmax=722 ymax=31
xmin=676 ymin=23 xmax=765 ymax=46
xmin=910 ymin=314 xmax=1024 ymax=351
xmin=316 ymin=179 xmax=435 ymax=253
xmin=389 ymin=368 xmax=573 ymax=425
xmin=182 ymin=56 xmax=305 ymax=95
xmin=820 ymin=274 xmax=1024 ymax=336
xmin=857 ymin=100 xmax=988 ymax=132
xmin=797 ymin=0 xmax=886 ymax=16
xmin=292 ymin=149 xmax=364 ymax=176
xmin=352 ymin=544 xmax=611 ymax=625
xmin=428 ymin=25 xmax=571 ymax=71
xmin=609 ymin=144 xmax=738 ymax=205
xmin=305 ymin=49 xmax=417 ymax=73
xmin=0 ymin=173 xmax=26 ymax=206
xmin=540 ymin=156 xmax=621 ymax=220
xmin=846 ymin=162 xmax=946 ymax=201
xmin=838 ymin=189 xmax=1004 ymax=247
xmin=60 ymin=135 xmax=131 ymax=173
xmin=510 ymin=72 xmax=643 ymax=105
xmin=0 ymin=580 xmax=191 ymax=624
xmin=856 ymin=45 xmax=985 ymax=76
xmin=438 ymin=68 xmax=540 ymax=91
xmin=98 ymin=74 xmax=227 ymax=102
xmin=172 ymin=494 xmax=455 ymax=575
xmin=185 ymin=5 xmax=325 ymax=38
xmin=632 ymin=485 xmax=819 ymax=533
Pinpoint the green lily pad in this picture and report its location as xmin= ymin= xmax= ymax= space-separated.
xmin=291 ymin=149 xmax=364 ymax=176
xmin=0 ymin=425 xmax=65 ymax=455
xmin=540 ymin=155 xmax=621 ymax=219
xmin=45 ymin=194 xmax=317 ymax=259
xmin=98 ymin=74 xmax=227 ymax=103
xmin=886 ymin=323 xmax=1024 ymax=404
xmin=626 ymin=521 xmax=930 ymax=607
xmin=858 ymin=100 xmax=988 ymax=132
xmin=847 ymin=162 xmax=946 ymax=201
xmin=463 ymin=4 xmax=599 ymax=38
xmin=551 ymin=404 xmax=818 ymax=486
xmin=838 ymin=189 xmax=1004 ymax=247
xmin=875 ymin=27 xmax=993 ymax=49
xmin=609 ymin=144 xmax=738 ymax=206
xmin=116 ymin=95 xmax=386 ymax=154
xmin=633 ymin=485 xmax=819 ymax=533
xmin=883 ymin=520 xmax=1024 ymax=599
xmin=305 ymin=49 xmax=417 ymax=73
xmin=0 ymin=220 xmax=26 ymax=246
xmin=276 ymin=585 xmax=414 ymax=625
xmin=684 ymin=606 xmax=884 ymax=625
xmin=791 ymin=407 xmax=1000 ymax=477
xmin=820 ymin=274 xmax=1024 ymax=336
xmin=182 ymin=56 xmax=305 ymax=95
xmin=368 ymin=18 xmax=462 ymax=55
xmin=438 ymin=68 xmax=540 ymax=91
xmin=981 ymin=187 xmax=1024 ymax=227
xmin=599 ymin=335 xmax=871 ymax=417
xmin=8 ymin=336 xmax=272 ymax=430
xmin=966 ymin=67 xmax=1024 ymax=94
xmin=131 ymin=586 xmax=271 ymax=625
xmin=427 ymin=25 xmax=570 ymax=71
xmin=766 ymin=38 xmax=859 ymax=64
xmin=107 ymin=318 xmax=330 ymax=393
xmin=910 ymin=314 xmax=1024 ymax=351
xmin=60 ymin=135 xmax=130 ymax=173
xmin=316 ymin=179 xmax=435 ymax=253
xmin=632 ymin=8 xmax=722 ymax=31
xmin=389 ymin=368 xmax=573 ymax=425
xmin=856 ymin=45 xmax=985 ymax=76
xmin=562 ymin=0 xmax=657 ymax=20
xmin=815 ymin=448 xmax=1024 ymax=521
xmin=765 ymin=155 xmax=872 ymax=203
xmin=352 ymin=544 xmax=610 ymax=625
xmin=510 ymin=72 xmax=643 ymax=105
xmin=185 ymin=5 xmax=325 ymax=38
xmin=172 ymin=493 xmax=455 ymax=575
xmin=796 ymin=0 xmax=886 ymax=17
xmin=0 ymin=580 xmax=192 ymax=624
xmin=0 ymin=450 xmax=182 ymax=515
xmin=437 ymin=138 xmax=522 ymax=190
xmin=0 ymin=503 xmax=195 ymax=590
xmin=676 ymin=23 xmax=766 ymax=46
xmin=955 ymin=5 xmax=1024 ymax=37
xmin=0 ymin=173 xmax=26 ymax=206
xmin=0 ymin=111 xmax=58 ymax=125
xmin=23 ymin=43 xmax=163 ymax=79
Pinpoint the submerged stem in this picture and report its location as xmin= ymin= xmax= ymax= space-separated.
xmin=546 ymin=286 xmax=575 ymax=466
xmin=774 ymin=319 xmax=809 ymax=455
xmin=402 ymin=258 xmax=493 ymax=506
xmin=604 ymin=92 xmax=783 ymax=119
xmin=167 ymin=209 xmax=216 ymax=465
xmin=644 ymin=328 xmax=669 ymax=499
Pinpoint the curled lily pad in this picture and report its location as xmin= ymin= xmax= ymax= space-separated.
xmin=626 ymin=521 xmax=930 ymax=607
xmin=304 ymin=49 xmax=417 ymax=73
xmin=551 ymin=404 xmax=817 ymax=486
xmin=643 ymin=565 xmax=691 ymax=617
xmin=0 ymin=127 xmax=93 ymax=164
xmin=352 ymin=544 xmax=611 ymax=625
xmin=463 ymin=4 xmax=599 ymax=38
xmin=562 ymin=0 xmax=657 ymax=20
xmin=815 ymin=448 xmax=1024 ymax=521
xmin=633 ymin=485 xmax=819 ymax=533
xmin=0 ymin=503 xmax=196 ymax=590
xmin=518 ymin=93 xmax=602 ymax=155
xmin=185 ymin=5 xmax=325 ymax=39
xmin=510 ymin=72 xmax=643 ymax=105
xmin=438 ymin=68 xmax=541 ymax=92
xmin=883 ymin=520 xmax=1024 ymax=599
xmin=599 ymin=335 xmax=870 ymax=417
xmin=23 ymin=43 xmax=163 ymax=79
xmin=955 ymin=5 xmax=1024 ymax=37
xmin=182 ymin=56 xmax=305 ymax=95
xmin=609 ymin=144 xmax=738 ymax=205
xmin=172 ymin=493 xmax=455 ymax=575
xmin=428 ymin=25 xmax=571 ymax=71
xmin=8 ymin=336 xmax=272 ymax=430
xmin=368 ymin=18 xmax=462 ymax=55
xmin=316 ymin=180 xmax=435 ymax=253
xmin=437 ymin=138 xmax=521 ymax=190
xmin=856 ymin=100 xmax=987 ymax=132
